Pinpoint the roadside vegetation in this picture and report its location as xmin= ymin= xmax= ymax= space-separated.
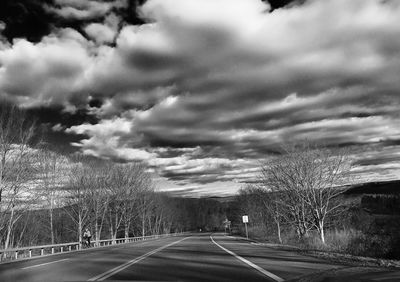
xmin=230 ymin=142 xmax=400 ymax=260
xmin=0 ymin=103 xmax=226 ymax=253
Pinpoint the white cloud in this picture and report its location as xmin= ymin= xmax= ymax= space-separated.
xmin=47 ymin=0 xmax=127 ymax=20
xmin=0 ymin=28 xmax=91 ymax=106
xmin=2 ymin=0 xmax=400 ymax=194
xmin=84 ymin=13 xmax=122 ymax=44
xmin=67 ymin=117 xmax=156 ymax=161
xmin=85 ymin=23 xmax=116 ymax=44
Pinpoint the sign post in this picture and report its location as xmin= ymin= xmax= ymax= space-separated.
xmin=242 ymin=215 xmax=249 ymax=239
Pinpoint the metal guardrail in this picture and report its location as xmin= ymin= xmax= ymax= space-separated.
xmin=0 ymin=232 xmax=187 ymax=262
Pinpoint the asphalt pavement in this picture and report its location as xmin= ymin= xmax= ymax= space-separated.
xmin=0 ymin=233 xmax=399 ymax=282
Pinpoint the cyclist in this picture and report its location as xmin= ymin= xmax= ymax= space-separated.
xmin=83 ymin=228 xmax=92 ymax=248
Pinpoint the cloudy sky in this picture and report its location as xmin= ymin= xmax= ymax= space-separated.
xmin=1 ymin=0 xmax=400 ymax=197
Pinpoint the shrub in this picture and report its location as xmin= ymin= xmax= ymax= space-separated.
xmin=326 ymin=228 xmax=361 ymax=253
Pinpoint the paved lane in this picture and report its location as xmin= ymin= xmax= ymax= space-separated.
xmin=0 ymin=235 xmax=188 ymax=282
xmin=103 ymin=234 xmax=275 ymax=282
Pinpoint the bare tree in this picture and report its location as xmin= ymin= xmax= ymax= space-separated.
xmin=86 ymin=161 xmax=111 ymax=243
xmin=250 ymin=186 xmax=284 ymax=244
xmin=64 ymin=162 xmax=93 ymax=243
xmin=137 ymin=185 xmax=155 ymax=238
xmin=260 ymin=142 xmax=353 ymax=243
xmin=107 ymin=163 xmax=152 ymax=241
xmin=149 ymin=192 xmax=169 ymax=235
xmin=36 ymin=146 xmax=67 ymax=244
xmin=0 ymin=103 xmax=37 ymax=250
xmin=236 ymin=186 xmax=269 ymax=238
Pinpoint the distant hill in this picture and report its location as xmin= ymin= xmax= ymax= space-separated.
xmin=200 ymin=180 xmax=400 ymax=201
xmin=205 ymin=196 xmax=236 ymax=203
xmin=344 ymin=180 xmax=400 ymax=195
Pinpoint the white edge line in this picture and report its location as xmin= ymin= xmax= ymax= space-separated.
xmin=210 ymin=235 xmax=284 ymax=282
xmin=21 ymin=258 xmax=70 ymax=270
xmin=88 ymin=236 xmax=189 ymax=281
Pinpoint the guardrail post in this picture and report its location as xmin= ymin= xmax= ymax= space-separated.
xmin=51 ymin=247 xmax=54 ymax=254
xmin=61 ymin=246 xmax=63 ymax=253
xmin=41 ymin=248 xmax=44 ymax=256
xmin=29 ymin=250 xmax=32 ymax=258
xmin=69 ymin=246 xmax=72 ymax=251
xmin=76 ymin=244 xmax=79 ymax=250
xmin=15 ymin=251 xmax=18 ymax=260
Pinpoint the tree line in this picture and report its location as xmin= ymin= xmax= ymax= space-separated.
xmin=229 ymin=142 xmax=400 ymax=259
xmin=0 ymin=103 xmax=227 ymax=250
xmin=230 ymin=142 xmax=353 ymax=244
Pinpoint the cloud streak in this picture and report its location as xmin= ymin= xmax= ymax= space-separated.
xmin=1 ymin=0 xmax=400 ymax=195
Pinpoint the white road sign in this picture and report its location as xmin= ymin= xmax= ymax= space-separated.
xmin=242 ymin=215 xmax=248 ymax=223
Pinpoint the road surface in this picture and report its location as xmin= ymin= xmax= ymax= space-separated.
xmin=0 ymin=233 xmax=399 ymax=281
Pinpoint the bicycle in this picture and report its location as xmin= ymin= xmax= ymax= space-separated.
xmin=81 ymin=238 xmax=91 ymax=249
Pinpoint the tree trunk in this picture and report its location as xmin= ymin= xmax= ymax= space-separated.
xmin=78 ymin=215 xmax=83 ymax=244
xmin=109 ymin=210 xmax=115 ymax=244
xmin=276 ymin=219 xmax=282 ymax=244
xmin=302 ymin=221 xmax=309 ymax=237
xmin=109 ymin=224 xmax=114 ymax=243
xmin=95 ymin=219 xmax=99 ymax=246
xmin=318 ymin=220 xmax=325 ymax=244
xmin=17 ymin=213 xmax=30 ymax=247
xmin=97 ymin=201 xmax=108 ymax=242
xmin=142 ymin=212 xmax=145 ymax=238
xmin=124 ymin=220 xmax=130 ymax=242
xmin=49 ymin=199 xmax=54 ymax=244
xmin=4 ymin=206 xmax=15 ymax=250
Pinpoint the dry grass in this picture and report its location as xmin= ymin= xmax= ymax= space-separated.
xmin=237 ymin=222 xmax=400 ymax=260
xmin=282 ymin=228 xmax=399 ymax=260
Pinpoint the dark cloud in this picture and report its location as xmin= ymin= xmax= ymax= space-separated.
xmin=26 ymin=106 xmax=99 ymax=152
xmin=266 ymin=0 xmax=304 ymax=10
xmin=0 ymin=0 xmax=54 ymax=42
xmin=0 ymin=0 xmax=146 ymax=44
xmin=1 ymin=0 xmax=400 ymax=195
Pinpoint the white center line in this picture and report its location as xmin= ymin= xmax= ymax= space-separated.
xmin=21 ymin=258 xmax=70 ymax=270
xmin=87 ymin=236 xmax=189 ymax=281
xmin=210 ymin=235 xmax=284 ymax=282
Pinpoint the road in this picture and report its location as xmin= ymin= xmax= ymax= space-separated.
xmin=0 ymin=233 xmax=399 ymax=281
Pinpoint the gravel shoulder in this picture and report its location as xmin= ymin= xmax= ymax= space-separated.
xmin=249 ymin=240 xmax=400 ymax=269
xmin=244 ymin=237 xmax=400 ymax=281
